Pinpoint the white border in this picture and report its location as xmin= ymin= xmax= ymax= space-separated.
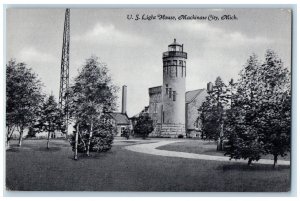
xmin=0 ymin=0 xmax=298 ymax=200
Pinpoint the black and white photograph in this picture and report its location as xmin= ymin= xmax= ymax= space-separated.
xmin=4 ymin=5 xmax=294 ymax=193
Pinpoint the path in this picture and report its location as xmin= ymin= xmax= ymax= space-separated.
xmin=124 ymin=140 xmax=290 ymax=166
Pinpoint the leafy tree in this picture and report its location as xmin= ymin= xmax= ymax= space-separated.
xmin=69 ymin=56 xmax=118 ymax=157
xmin=224 ymin=54 xmax=264 ymax=165
xmin=199 ymin=76 xmax=229 ymax=150
xmin=224 ymin=52 xmax=291 ymax=166
xmin=257 ymin=50 xmax=291 ymax=167
xmin=133 ymin=115 xmax=154 ymax=139
xmin=70 ymin=115 xmax=116 ymax=153
xmin=36 ymin=95 xmax=64 ymax=149
xmin=6 ymin=59 xmax=44 ymax=147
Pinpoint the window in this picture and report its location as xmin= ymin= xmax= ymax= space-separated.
xmin=165 ymin=84 xmax=168 ymax=93
xmin=169 ymin=88 xmax=172 ymax=98
xmin=182 ymin=66 xmax=184 ymax=77
xmin=179 ymin=60 xmax=182 ymax=66
xmin=173 ymin=91 xmax=176 ymax=101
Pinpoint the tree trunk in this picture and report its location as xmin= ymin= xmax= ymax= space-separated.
xmin=217 ymin=137 xmax=223 ymax=151
xmin=217 ymin=122 xmax=224 ymax=151
xmin=74 ymin=123 xmax=79 ymax=160
xmin=248 ymin=159 xmax=252 ymax=166
xmin=65 ymin=119 xmax=68 ymax=140
xmin=86 ymin=121 xmax=93 ymax=156
xmin=47 ymin=131 xmax=51 ymax=149
xmin=18 ymin=128 xmax=24 ymax=147
xmin=273 ymin=154 xmax=278 ymax=168
xmin=6 ymin=138 xmax=10 ymax=150
xmin=6 ymin=126 xmax=15 ymax=149
xmin=6 ymin=129 xmax=10 ymax=149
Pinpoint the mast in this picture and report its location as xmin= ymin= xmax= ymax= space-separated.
xmin=59 ymin=8 xmax=70 ymax=138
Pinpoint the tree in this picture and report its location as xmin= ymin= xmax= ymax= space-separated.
xmin=199 ymin=76 xmax=229 ymax=150
xmin=133 ymin=115 xmax=154 ymax=139
xmin=224 ymin=52 xmax=291 ymax=166
xmin=256 ymin=50 xmax=291 ymax=167
xmin=70 ymin=114 xmax=116 ymax=154
xmin=6 ymin=59 xmax=44 ymax=147
xmin=36 ymin=95 xmax=64 ymax=149
xmin=121 ymin=127 xmax=130 ymax=139
xmin=224 ymin=54 xmax=265 ymax=165
xmin=69 ymin=56 xmax=118 ymax=158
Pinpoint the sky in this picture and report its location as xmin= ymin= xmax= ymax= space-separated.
xmin=6 ymin=8 xmax=291 ymax=117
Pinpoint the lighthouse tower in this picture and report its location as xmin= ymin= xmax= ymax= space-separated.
xmin=161 ymin=39 xmax=187 ymax=137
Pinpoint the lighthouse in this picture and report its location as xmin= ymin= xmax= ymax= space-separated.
xmin=161 ymin=39 xmax=187 ymax=137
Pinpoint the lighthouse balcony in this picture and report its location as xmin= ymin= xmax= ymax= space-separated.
xmin=163 ymin=51 xmax=187 ymax=59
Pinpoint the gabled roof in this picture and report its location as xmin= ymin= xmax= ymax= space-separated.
xmin=109 ymin=113 xmax=130 ymax=125
xmin=185 ymin=89 xmax=206 ymax=104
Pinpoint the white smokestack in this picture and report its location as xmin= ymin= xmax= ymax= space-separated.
xmin=207 ymin=82 xmax=213 ymax=92
xmin=121 ymin=85 xmax=127 ymax=114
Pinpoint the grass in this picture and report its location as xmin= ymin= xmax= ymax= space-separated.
xmin=157 ymin=140 xmax=291 ymax=161
xmin=6 ymin=139 xmax=290 ymax=192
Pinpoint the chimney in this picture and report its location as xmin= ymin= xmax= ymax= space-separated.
xmin=121 ymin=85 xmax=127 ymax=114
xmin=207 ymin=82 xmax=213 ymax=92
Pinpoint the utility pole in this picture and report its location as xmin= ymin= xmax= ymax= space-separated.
xmin=59 ymin=8 xmax=70 ymax=139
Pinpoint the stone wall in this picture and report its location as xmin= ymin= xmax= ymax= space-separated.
xmin=148 ymin=86 xmax=163 ymax=125
xmin=150 ymin=123 xmax=185 ymax=138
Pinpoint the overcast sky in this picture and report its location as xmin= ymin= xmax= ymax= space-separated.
xmin=6 ymin=8 xmax=291 ymax=116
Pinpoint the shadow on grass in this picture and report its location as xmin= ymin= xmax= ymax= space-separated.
xmin=218 ymin=163 xmax=290 ymax=172
xmin=202 ymin=141 xmax=217 ymax=145
xmin=67 ymin=149 xmax=115 ymax=160
xmin=120 ymin=141 xmax=137 ymax=143
xmin=6 ymin=148 xmax=20 ymax=152
xmin=32 ymin=147 xmax=62 ymax=152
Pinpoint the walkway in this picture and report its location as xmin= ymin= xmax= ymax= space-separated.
xmin=124 ymin=140 xmax=290 ymax=166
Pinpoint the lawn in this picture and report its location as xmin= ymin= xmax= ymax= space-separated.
xmin=157 ymin=140 xmax=291 ymax=161
xmin=6 ymin=139 xmax=290 ymax=192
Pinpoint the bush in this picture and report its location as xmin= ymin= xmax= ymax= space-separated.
xmin=178 ymin=134 xmax=184 ymax=138
xmin=133 ymin=115 xmax=154 ymax=139
xmin=121 ymin=127 xmax=130 ymax=139
xmin=26 ymin=127 xmax=37 ymax=138
xmin=70 ymin=116 xmax=116 ymax=153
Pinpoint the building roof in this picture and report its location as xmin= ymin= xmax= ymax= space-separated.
xmin=169 ymin=38 xmax=181 ymax=46
xmin=109 ymin=113 xmax=130 ymax=125
xmin=149 ymin=86 xmax=162 ymax=95
xmin=185 ymin=89 xmax=206 ymax=104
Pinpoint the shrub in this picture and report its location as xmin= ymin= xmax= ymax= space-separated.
xmin=121 ymin=127 xmax=130 ymax=139
xmin=178 ymin=134 xmax=184 ymax=138
xmin=70 ymin=116 xmax=116 ymax=153
xmin=133 ymin=115 xmax=154 ymax=139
